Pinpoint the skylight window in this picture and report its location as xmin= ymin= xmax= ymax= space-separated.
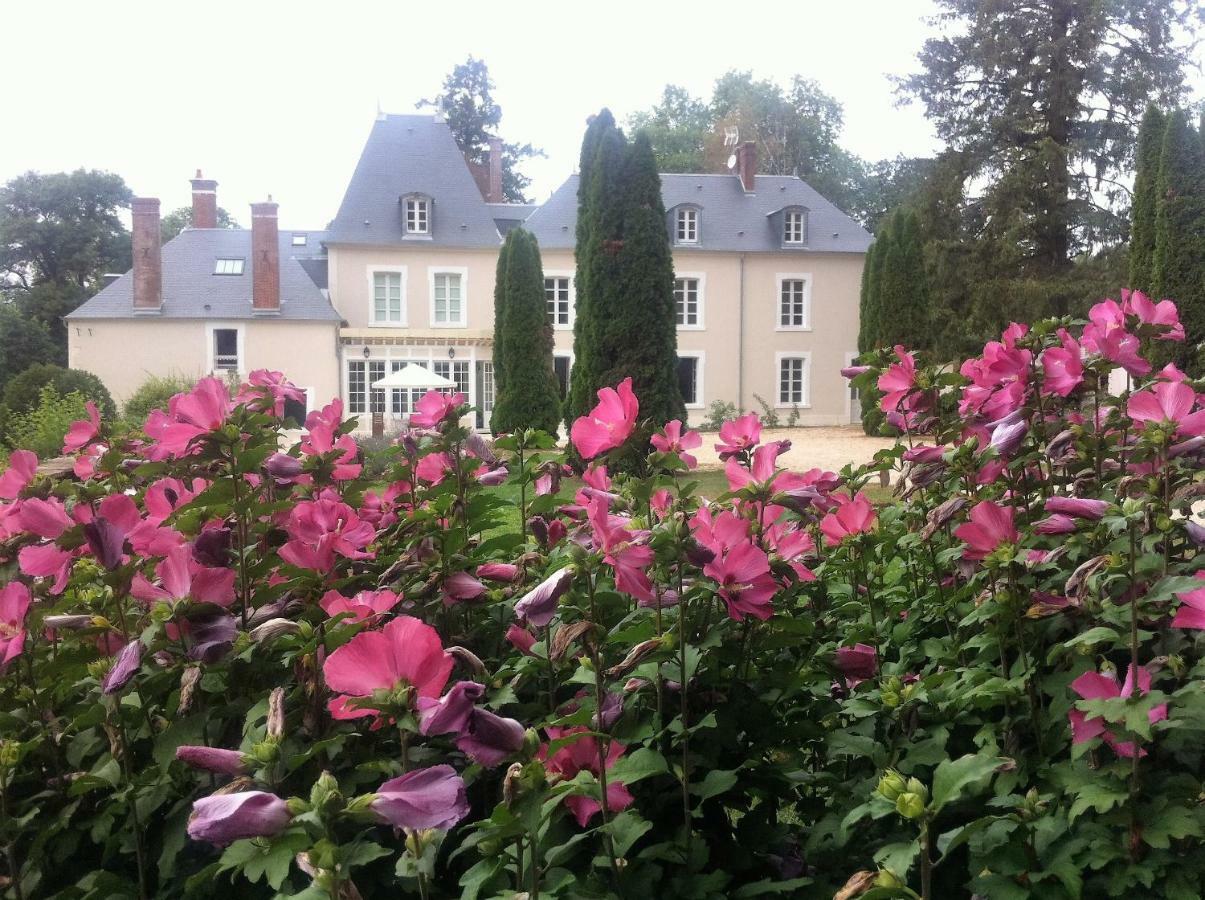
xmin=214 ymin=258 xmax=245 ymax=275
xmin=291 ymin=234 xmax=307 ymax=246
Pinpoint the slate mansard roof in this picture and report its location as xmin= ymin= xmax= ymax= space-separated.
xmin=326 ymin=114 xmax=525 ymax=248
xmin=66 ymin=229 xmax=340 ymax=321
xmin=523 ymin=173 xmax=872 ymax=254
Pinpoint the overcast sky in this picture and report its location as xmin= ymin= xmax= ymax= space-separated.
xmin=2 ymin=1 xmax=1200 ymax=230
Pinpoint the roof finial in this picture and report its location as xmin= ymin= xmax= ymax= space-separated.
xmin=375 ymin=98 xmax=386 ymax=122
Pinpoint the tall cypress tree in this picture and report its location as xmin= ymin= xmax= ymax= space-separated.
xmin=491 ymin=235 xmax=513 ymax=397
xmin=877 ymin=210 xmax=932 ymax=350
xmin=1129 ymin=104 xmax=1166 ymax=292
xmin=592 ymin=131 xmax=685 ymax=427
xmin=863 ymin=221 xmax=891 ymax=349
xmin=490 ymin=229 xmax=562 ymax=435
xmin=857 ymin=239 xmax=881 ymax=352
xmin=1152 ymin=109 xmax=1205 ymax=373
xmin=566 ymin=112 xmax=627 ymax=429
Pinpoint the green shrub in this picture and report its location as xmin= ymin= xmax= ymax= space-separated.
xmin=1 ymin=364 xmax=115 ymax=420
xmin=700 ymin=399 xmax=737 ymax=431
xmin=753 ymin=393 xmax=780 ymax=428
xmin=122 ymin=374 xmax=197 ymax=427
xmin=5 ymin=385 xmax=89 ymax=458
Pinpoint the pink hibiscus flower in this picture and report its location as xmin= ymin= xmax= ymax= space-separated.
xmin=1122 ymin=289 xmax=1184 ymax=341
xmin=1173 ymin=572 xmax=1205 ymax=630
xmin=703 ymin=540 xmax=777 ymax=621
xmin=953 ymin=500 xmax=1018 ymax=562
xmin=819 ymin=493 xmax=877 ymax=547
xmin=570 ymin=378 xmax=639 ymax=460
xmin=878 ymin=346 xmax=918 ymax=415
xmin=323 ymin=615 xmax=453 ymax=721
xmin=587 ymin=495 xmax=654 ymax=603
xmin=650 ymin=420 xmax=701 ymax=469
xmin=410 ymin=390 xmax=466 ymax=428
xmin=130 ymin=545 xmax=236 ymax=608
xmin=1127 ymin=380 xmax=1205 ymax=438
xmin=1039 ymin=329 xmax=1084 ymax=397
xmin=320 ymin=589 xmax=400 ymax=625
xmin=63 ymin=401 xmax=102 ymax=454
xmin=539 ymin=726 xmax=634 ymax=827
xmin=0 ymin=582 xmax=32 ymax=669
xmin=1069 ymin=664 xmax=1167 ymax=759
xmin=714 ymin=412 xmax=761 ymax=460
xmin=301 ymin=399 xmax=362 ymax=481
xmin=0 ymin=450 xmax=37 ymax=500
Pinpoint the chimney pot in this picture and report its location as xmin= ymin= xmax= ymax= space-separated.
xmin=251 ymin=200 xmax=280 ymax=313
xmin=190 ymin=170 xmax=219 ymax=229
xmin=131 ymin=197 xmax=162 ymax=311
xmin=738 ymin=141 xmax=757 ymax=193
xmin=487 ymin=136 xmax=504 ymax=203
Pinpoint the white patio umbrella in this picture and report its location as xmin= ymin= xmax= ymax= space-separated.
xmin=371 ymin=364 xmax=455 ymax=391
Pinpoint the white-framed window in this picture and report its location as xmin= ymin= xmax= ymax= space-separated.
xmin=676 ymin=352 xmax=704 ymax=409
xmin=347 ymin=359 xmax=387 ymax=414
xmin=291 ymin=234 xmax=307 ymax=246
xmin=430 ymin=268 xmax=468 ymax=327
xmin=783 ymin=210 xmax=806 ymax=245
xmin=214 ymin=258 xmax=245 ymax=275
xmin=545 ymin=274 xmax=573 ymax=328
xmin=404 ymin=196 xmax=430 ymax=235
xmin=675 ymin=207 xmax=698 ymax=244
xmin=777 ymin=274 xmax=811 ymax=330
xmin=674 ymin=275 xmax=704 ymax=329
xmin=433 ymin=360 xmax=470 ymax=396
xmin=776 ymin=353 xmax=811 ymax=408
xmin=369 ymin=268 xmax=406 ymax=325
xmin=205 ymin=323 xmax=245 ymax=374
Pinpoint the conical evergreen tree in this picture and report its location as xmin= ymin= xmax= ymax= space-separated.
xmin=877 ymin=210 xmax=932 ymax=350
xmin=566 ymin=112 xmax=627 ymax=429
xmin=490 ymin=229 xmax=562 ymax=435
xmin=592 ymin=131 xmax=685 ymax=427
xmin=1152 ymin=109 xmax=1205 ymax=373
xmin=858 ymin=239 xmax=881 ymax=352
xmin=491 ymin=235 xmax=513 ymax=396
xmin=862 ymin=221 xmax=891 ymax=349
xmin=1128 ymin=104 xmax=1165 ymax=293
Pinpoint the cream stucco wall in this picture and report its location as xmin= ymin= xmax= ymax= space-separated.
xmin=67 ymin=318 xmax=341 ymax=411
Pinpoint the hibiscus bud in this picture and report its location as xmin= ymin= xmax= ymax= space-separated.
xmin=448 ymin=645 xmax=487 ymax=675
xmin=877 ymin=770 xmax=906 ymax=802
xmin=178 ymin=665 xmax=202 ymax=713
xmin=875 ymin=868 xmax=905 ymax=889
xmin=605 ymin=639 xmax=663 ymax=678
xmin=476 ymin=563 xmax=521 ymax=583
xmin=310 ymin=770 xmax=343 ymax=813
xmin=187 ymin=790 xmax=292 ymax=845
xmin=192 ymin=527 xmax=232 ymax=567
xmin=528 ymin=516 xmax=549 ymax=545
xmin=44 ymin=614 xmax=93 ymax=631
xmin=249 ymin=618 xmax=301 ymax=643
xmin=895 ymin=792 xmax=925 ymax=820
xmin=623 ymin=677 xmax=648 ymax=692
xmin=905 ymin=777 xmax=928 ymax=802
xmin=547 ymin=519 xmax=568 ymax=546
xmin=267 ymin=686 xmax=286 ymax=741
xmin=503 ymin=762 xmax=523 ymax=807
xmin=176 ymin=745 xmax=249 ymax=775
xmin=265 ymin=452 xmax=303 ymax=483
xmin=457 ymin=709 xmax=526 ymax=767
xmin=102 ymin=640 xmax=142 ymax=694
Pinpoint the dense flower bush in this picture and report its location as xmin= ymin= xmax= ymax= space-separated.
xmin=1 ymin=289 xmax=1203 ymax=899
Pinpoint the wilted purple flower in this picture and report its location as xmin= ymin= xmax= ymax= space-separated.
xmin=187 ymin=613 xmax=237 ymax=663
xmin=477 ymin=563 xmax=520 ymax=583
xmin=528 ymin=516 xmax=549 ymax=545
xmin=683 ymin=539 xmax=716 ymax=567
xmin=1034 ymin=514 xmax=1077 ymax=535
xmin=514 ymin=567 xmax=574 ymax=628
xmin=176 ymin=745 xmax=249 ymax=775
xmin=989 ymin=417 xmax=1028 ymax=456
xmin=476 ymin=466 xmax=509 ymax=486
xmin=902 ymin=445 xmax=945 ymax=464
xmin=835 ymin=643 xmax=876 ymax=689
xmin=249 ymin=618 xmax=301 ymax=643
xmin=192 ymin=527 xmax=232 ymax=567
xmin=265 ymin=452 xmax=303 ymax=484
xmin=593 ymin=691 xmax=624 ymax=731
xmin=44 ymin=614 xmax=93 ymax=631
xmin=187 ymin=791 xmax=291 ymax=845
xmin=466 ymin=431 xmax=498 ymax=467
xmin=372 ymin=765 xmax=469 ymax=831
xmin=840 ymin=365 xmax=870 ymax=379
xmin=84 ymin=517 xmax=126 ymax=570
xmin=1044 ymin=497 xmax=1108 ymax=520
xmin=102 ymin=640 xmax=142 ymax=694
xmin=1170 ymin=435 xmax=1205 ymax=459
xmin=638 ymin=587 xmax=679 ymax=610
xmin=1187 ymin=520 xmax=1205 ymax=546
xmin=442 ymin=571 xmax=487 ymax=604
xmin=457 ymin=709 xmax=526 ymax=767
xmin=418 ymin=681 xmax=485 ymax=736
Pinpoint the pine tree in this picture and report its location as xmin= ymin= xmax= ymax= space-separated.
xmin=491 ymin=237 xmax=512 ymax=397
xmin=1152 ymin=109 xmax=1205 ymax=373
xmin=490 ymin=229 xmax=562 ymax=435
xmin=566 ymin=112 xmax=627 ymax=430
xmin=593 ymin=132 xmax=685 ymax=427
xmin=1129 ymin=104 xmax=1166 ymax=292
xmin=877 ymin=210 xmax=932 ymax=350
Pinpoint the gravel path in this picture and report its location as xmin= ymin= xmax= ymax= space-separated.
xmin=693 ymin=426 xmax=899 ymax=474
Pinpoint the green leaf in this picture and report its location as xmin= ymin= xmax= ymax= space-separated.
xmin=930 ymin=754 xmax=1004 ymax=812
xmin=1068 ymin=782 xmax=1128 ymax=821
xmin=732 ymin=876 xmax=814 ymax=896
xmin=691 ymin=769 xmax=738 ymax=802
xmin=342 ymin=840 xmax=390 ymax=869
xmin=1064 ymin=626 xmax=1121 ymax=649
xmin=874 ymin=839 xmax=920 ymax=880
xmin=606 ymin=809 xmax=653 ymax=857
xmin=610 ymin=747 xmax=668 ymax=785
xmin=219 ymin=832 xmax=310 ymax=890
xmin=1142 ymin=804 xmax=1201 ymax=849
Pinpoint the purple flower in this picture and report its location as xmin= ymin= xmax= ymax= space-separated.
xmin=84 ymin=517 xmax=126 ymax=570
xmin=476 ymin=563 xmax=520 ymax=583
xmin=187 ymin=613 xmax=237 ymax=663
xmin=1187 ymin=520 xmax=1205 ymax=546
xmin=187 ymin=791 xmax=291 ymax=845
xmin=840 ymin=365 xmax=870 ymax=379
xmin=442 ymin=571 xmax=487 ymax=604
xmin=514 ymin=567 xmax=574 ymax=628
xmin=417 ymin=681 xmax=485 ymax=736
xmin=175 ymin=746 xmax=249 ymax=775
xmin=1034 ymin=514 xmax=1077 ymax=535
xmin=902 ymin=445 xmax=945 ymax=464
xmin=476 ymin=466 xmax=509 ymax=486
xmin=265 ymin=452 xmax=303 ymax=484
xmin=593 ymin=691 xmax=624 ymax=731
xmin=835 ymin=643 xmax=876 ymax=689
xmin=192 ymin=527 xmax=232 ymax=567
xmin=989 ymin=416 xmax=1028 ymax=456
xmin=102 ymin=640 xmax=142 ymax=694
xmin=372 ymin=765 xmax=470 ymax=831
xmin=456 ymin=709 xmax=526 ymax=767
xmin=1044 ymin=497 xmax=1109 ymax=520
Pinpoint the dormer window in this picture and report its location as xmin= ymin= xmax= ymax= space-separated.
xmin=291 ymin=233 xmax=307 ymax=246
xmin=214 ymin=258 xmax=244 ymax=275
xmin=404 ymin=195 xmax=431 ymax=235
xmin=783 ymin=209 xmax=806 ymax=245
xmin=675 ymin=207 xmax=698 ymax=244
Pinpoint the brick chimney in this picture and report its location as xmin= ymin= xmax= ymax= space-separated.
xmin=131 ymin=197 xmax=162 ymax=311
xmin=190 ymin=169 xmax=218 ymax=228
xmin=487 ymin=136 xmax=503 ymax=203
xmin=737 ymin=141 xmax=757 ymax=193
xmin=251 ymin=198 xmax=280 ymax=313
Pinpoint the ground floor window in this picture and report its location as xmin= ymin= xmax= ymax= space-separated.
xmin=433 ymin=360 xmax=471 ymax=396
xmin=348 ymin=360 xmax=386 ymax=414
xmin=676 ymin=356 xmax=699 ymax=406
xmin=212 ymin=328 xmax=239 ymax=372
xmin=778 ymin=356 xmax=808 ymax=406
xmin=553 ymin=356 xmax=571 ymax=398
xmin=475 ymin=361 xmax=495 ymax=430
